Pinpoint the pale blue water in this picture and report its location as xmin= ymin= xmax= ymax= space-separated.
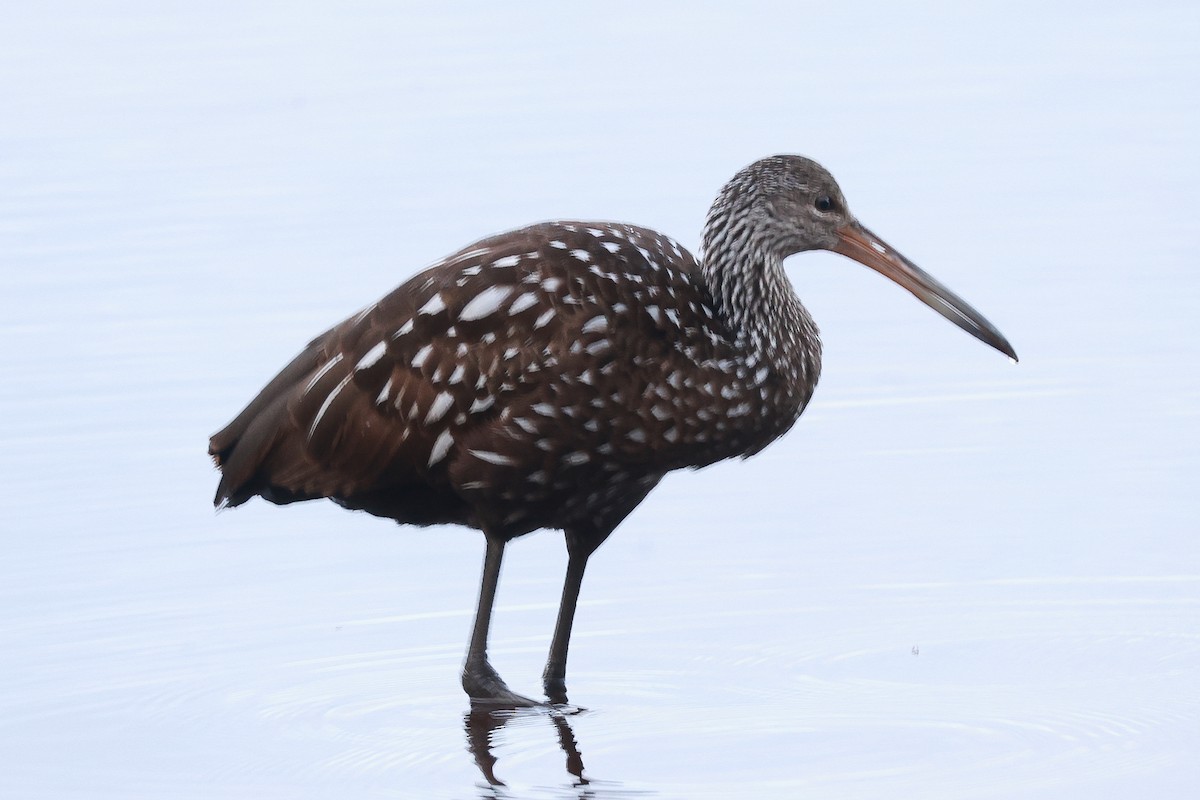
xmin=2 ymin=2 xmax=1198 ymax=798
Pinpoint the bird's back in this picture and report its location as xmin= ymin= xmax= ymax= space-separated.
xmin=210 ymin=221 xmax=810 ymax=539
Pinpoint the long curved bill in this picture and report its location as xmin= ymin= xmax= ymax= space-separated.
xmin=833 ymin=222 xmax=1018 ymax=361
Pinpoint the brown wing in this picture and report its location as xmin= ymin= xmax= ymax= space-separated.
xmin=210 ymin=223 xmax=695 ymax=519
xmin=209 ymin=219 xmax=800 ymax=533
xmin=212 ymin=232 xmax=522 ymax=512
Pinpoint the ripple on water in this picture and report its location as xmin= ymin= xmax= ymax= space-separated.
xmin=462 ymin=573 xmax=1197 ymax=797
xmin=6 ymin=549 xmax=1195 ymax=799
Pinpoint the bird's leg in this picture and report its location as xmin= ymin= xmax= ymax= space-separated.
xmin=542 ymin=534 xmax=598 ymax=705
xmin=462 ymin=536 xmax=539 ymax=707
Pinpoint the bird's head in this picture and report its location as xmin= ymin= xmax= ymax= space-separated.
xmin=705 ymin=154 xmax=1017 ymax=361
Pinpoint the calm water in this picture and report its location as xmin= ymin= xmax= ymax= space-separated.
xmin=2 ymin=2 xmax=1198 ymax=798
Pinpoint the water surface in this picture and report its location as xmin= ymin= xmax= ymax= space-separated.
xmin=2 ymin=2 xmax=1197 ymax=798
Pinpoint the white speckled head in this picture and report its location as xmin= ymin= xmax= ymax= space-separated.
xmin=701 ymin=154 xmax=1016 ymax=361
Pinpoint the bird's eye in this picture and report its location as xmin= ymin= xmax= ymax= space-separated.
xmin=814 ymin=196 xmax=835 ymax=213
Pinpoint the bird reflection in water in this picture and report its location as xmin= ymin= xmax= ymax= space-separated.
xmin=465 ymin=706 xmax=591 ymax=795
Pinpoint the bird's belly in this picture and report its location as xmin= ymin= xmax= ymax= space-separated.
xmin=443 ymin=389 xmax=806 ymax=538
xmin=454 ymin=459 xmax=664 ymax=539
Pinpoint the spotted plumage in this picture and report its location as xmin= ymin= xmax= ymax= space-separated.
xmin=212 ymin=220 xmax=817 ymax=536
xmin=210 ymin=155 xmax=1016 ymax=706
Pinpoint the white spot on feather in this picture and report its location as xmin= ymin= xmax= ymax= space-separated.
xmin=393 ymin=319 xmax=414 ymax=338
xmin=303 ymin=353 xmax=344 ymax=395
xmin=509 ymin=292 xmax=538 ymax=314
xmin=468 ymin=449 xmax=514 ymax=466
xmin=534 ymin=309 xmax=555 ymax=329
xmin=425 ymin=392 xmax=454 ymax=424
xmin=581 ymin=316 xmax=607 ymax=334
xmin=419 ymin=294 xmax=446 ymax=316
xmin=356 ymin=341 xmax=388 ymax=371
xmin=428 ymin=429 xmax=454 ymax=466
xmin=308 ymin=374 xmax=353 ymax=440
xmin=460 ymin=285 xmax=514 ymax=321
xmin=375 ymin=377 xmax=392 ymax=405
xmin=411 ymin=344 xmax=433 ymax=369
xmin=492 ymin=254 xmax=521 ymax=268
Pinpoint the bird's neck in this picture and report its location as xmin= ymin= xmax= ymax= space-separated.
xmin=699 ymin=222 xmax=823 ymax=403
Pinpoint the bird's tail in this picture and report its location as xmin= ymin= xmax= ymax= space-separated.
xmin=209 ymin=340 xmax=325 ymax=509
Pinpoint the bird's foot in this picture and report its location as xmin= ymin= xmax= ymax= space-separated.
xmin=463 ymin=660 xmax=542 ymax=708
xmin=543 ymin=672 xmax=586 ymax=712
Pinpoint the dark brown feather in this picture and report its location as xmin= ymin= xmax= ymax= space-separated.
xmin=210 ymin=220 xmax=816 ymax=537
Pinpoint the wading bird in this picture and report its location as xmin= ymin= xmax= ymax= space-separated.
xmin=210 ymin=155 xmax=1016 ymax=706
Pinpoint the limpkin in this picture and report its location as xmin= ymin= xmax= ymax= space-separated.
xmin=210 ymin=155 xmax=1016 ymax=706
